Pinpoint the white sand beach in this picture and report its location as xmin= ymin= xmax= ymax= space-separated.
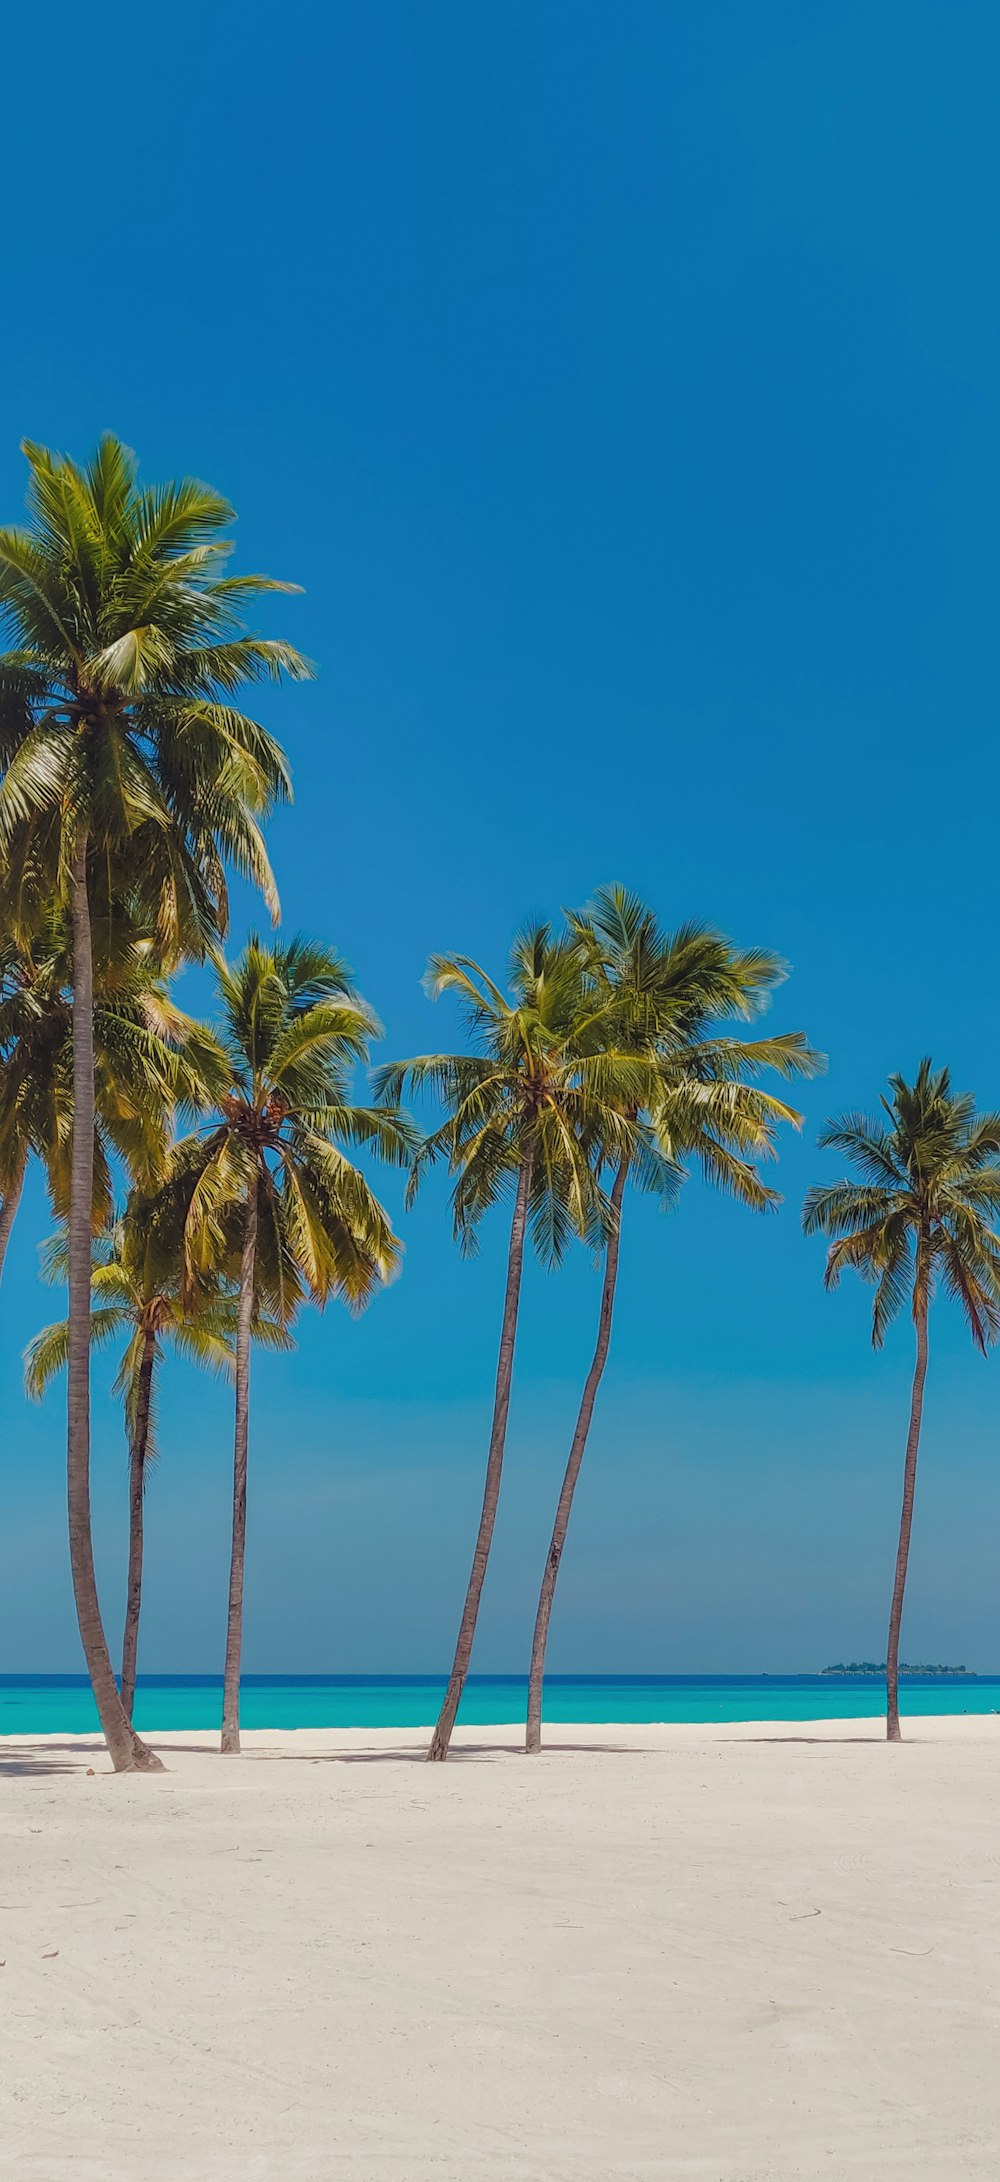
xmin=2 ymin=1717 xmax=998 ymax=2180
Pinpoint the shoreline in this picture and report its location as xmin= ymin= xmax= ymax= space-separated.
xmin=3 ymin=1711 xmax=1000 ymax=1767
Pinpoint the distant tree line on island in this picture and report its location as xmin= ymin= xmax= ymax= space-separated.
xmin=822 ymin=1662 xmax=972 ymax=1677
xmin=3 ymin=433 xmax=999 ymax=1772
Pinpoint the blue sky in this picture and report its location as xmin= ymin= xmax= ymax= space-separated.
xmin=1 ymin=0 xmax=999 ymax=1675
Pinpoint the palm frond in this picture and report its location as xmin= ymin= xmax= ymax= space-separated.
xmin=24 ymin=1305 xmax=127 ymax=1397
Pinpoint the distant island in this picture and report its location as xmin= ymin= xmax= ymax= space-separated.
xmin=821 ymin=1661 xmax=972 ymax=1677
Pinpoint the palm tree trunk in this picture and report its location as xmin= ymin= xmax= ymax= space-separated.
xmin=68 ymin=833 xmax=162 ymax=1774
xmin=120 ymin=1331 xmax=157 ymax=1724
xmin=526 ymin=1157 xmax=628 ymax=1753
xmin=221 ymin=1184 xmax=258 ymax=1755
xmin=885 ymin=1293 xmax=929 ymax=1742
xmin=428 ymin=1145 xmax=534 ymax=1762
xmin=0 ymin=1143 xmax=27 ymax=1286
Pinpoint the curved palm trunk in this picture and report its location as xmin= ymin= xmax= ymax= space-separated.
xmin=526 ymin=1157 xmax=628 ymax=1754
xmin=120 ymin=1331 xmax=157 ymax=1724
xmin=886 ymin=1293 xmax=929 ymax=1742
xmin=221 ymin=1185 xmax=258 ymax=1755
xmin=0 ymin=1144 xmax=27 ymax=1287
xmin=68 ymin=834 xmax=161 ymax=1774
xmin=428 ymin=1146 xmax=534 ymax=1762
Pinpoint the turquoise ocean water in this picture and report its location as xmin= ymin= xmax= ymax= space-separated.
xmin=0 ymin=1673 xmax=997 ymax=1735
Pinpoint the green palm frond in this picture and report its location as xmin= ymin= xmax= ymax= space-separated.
xmin=695 ymin=1135 xmax=781 ymax=1211
xmin=90 ymin=1261 xmax=140 ymax=1308
xmin=297 ymin=1101 xmax=420 ymax=1166
xmin=802 ymin=1182 xmax=897 ymax=1238
xmin=168 ymin=1321 xmax=238 ymax=1376
xmin=245 ymin=1312 xmax=296 ymax=1353
xmin=267 ymin=1002 xmax=380 ymax=1098
xmin=24 ymin=1305 xmax=128 ymax=1398
xmin=937 ymin=1232 xmax=1000 ymax=1355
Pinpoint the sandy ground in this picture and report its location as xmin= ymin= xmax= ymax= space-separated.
xmin=1 ymin=1716 xmax=998 ymax=2181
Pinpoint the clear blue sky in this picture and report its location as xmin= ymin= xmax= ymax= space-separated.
xmin=1 ymin=0 xmax=999 ymax=1675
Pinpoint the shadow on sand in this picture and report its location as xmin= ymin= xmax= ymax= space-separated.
xmin=257 ymin=1739 xmax=638 ymax=1763
xmin=733 ymin=1733 xmax=884 ymax=1745
xmin=0 ymin=1735 xmax=640 ymax=1775
xmin=0 ymin=1745 xmax=95 ymax=1776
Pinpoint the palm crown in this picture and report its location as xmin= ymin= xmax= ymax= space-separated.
xmin=24 ymin=1201 xmax=289 ymax=1446
xmin=802 ymin=1058 xmax=1000 ymax=1349
xmin=569 ymin=884 xmax=822 ymax=1206
xmin=177 ymin=937 xmax=415 ymax=1314
xmin=374 ymin=923 xmax=654 ymax=1264
xmin=0 ymin=434 xmax=308 ymax=949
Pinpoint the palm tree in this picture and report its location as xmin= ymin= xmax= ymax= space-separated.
xmin=803 ymin=1060 xmax=1000 ymax=1741
xmin=24 ymin=1198 xmax=292 ymax=1721
xmin=0 ymin=895 xmax=216 ymax=1286
xmin=175 ymin=936 xmax=413 ymax=1753
xmin=525 ymin=886 xmax=821 ymax=1751
xmin=0 ymin=434 xmax=307 ymax=1771
xmin=376 ymin=923 xmax=647 ymax=1761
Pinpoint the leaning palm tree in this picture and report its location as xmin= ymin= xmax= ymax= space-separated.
xmin=0 ymin=894 xmax=216 ymax=1285
xmin=376 ymin=923 xmax=648 ymax=1761
xmin=0 ymin=435 xmax=307 ymax=1771
xmin=175 ymin=936 xmax=413 ymax=1753
xmin=803 ymin=1060 xmax=1000 ymax=1741
xmin=24 ymin=1198 xmax=293 ymax=1721
xmin=525 ymin=886 xmax=821 ymax=1751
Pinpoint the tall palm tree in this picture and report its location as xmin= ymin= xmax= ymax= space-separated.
xmin=24 ymin=1199 xmax=292 ymax=1721
xmin=525 ymin=886 xmax=821 ymax=1751
xmin=0 ymin=896 xmax=215 ymax=1285
xmin=376 ymin=923 xmax=647 ymax=1761
xmin=175 ymin=936 xmax=413 ymax=1753
xmin=0 ymin=434 xmax=306 ymax=1771
xmin=803 ymin=1060 xmax=1000 ymax=1741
